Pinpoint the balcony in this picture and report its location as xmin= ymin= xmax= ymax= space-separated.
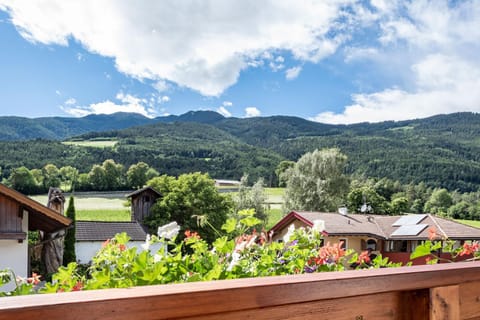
xmin=1 ymin=262 xmax=479 ymax=319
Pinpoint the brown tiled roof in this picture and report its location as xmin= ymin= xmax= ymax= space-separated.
xmin=0 ymin=183 xmax=71 ymax=233
xmin=125 ymin=186 xmax=161 ymax=198
xmin=76 ymin=221 xmax=147 ymax=241
xmin=270 ymin=211 xmax=480 ymax=240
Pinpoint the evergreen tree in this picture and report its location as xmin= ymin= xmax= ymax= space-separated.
xmin=63 ymin=196 xmax=76 ymax=265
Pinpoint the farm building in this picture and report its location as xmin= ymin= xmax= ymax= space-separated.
xmin=0 ymin=184 xmax=71 ymax=291
xmin=126 ymin=187 xmax=162 ymax=224
xmin=270 ymin=211 xmax=480 ymax=265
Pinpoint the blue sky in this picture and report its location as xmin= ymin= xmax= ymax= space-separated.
xmin=0 ymin=1 xmax=479 ymax=124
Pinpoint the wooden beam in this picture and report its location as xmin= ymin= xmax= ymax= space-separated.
xmin=430 ymin=285 xmax=460 ymax=320
xmin=0 ymin=232 xmax=27 ymax=240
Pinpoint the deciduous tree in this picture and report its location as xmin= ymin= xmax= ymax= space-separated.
xmin=284 ymin=148 xmax=349 ymax=212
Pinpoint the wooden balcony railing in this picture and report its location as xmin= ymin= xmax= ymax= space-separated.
xmin=1 ymin=262 xmax=480 ymax=319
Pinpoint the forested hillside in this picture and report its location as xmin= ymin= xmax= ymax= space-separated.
xmin=0 ymin=111 xmax=479 ymax=191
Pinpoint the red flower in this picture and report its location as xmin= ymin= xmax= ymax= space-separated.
xmin=428 ymin=227 xmax=437 ymax=240
xmin=72 ymin=281 xmax=84 ymax=291
xmin=459 ymin=241 xmax=480 ymax=256
xmin=184 ymin=230 xmax=200 ymax=239
xmin=357 ymin=251 xmax=371 ymax=264
xmin=27 ymin=273 xmax=41 ymax=285
xmin=118 ymin=244 xmax=126 ymax=252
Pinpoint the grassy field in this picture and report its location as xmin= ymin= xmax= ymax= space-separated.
xmin=30 ymin=192 xmax=129 ymax=222
xmin=62 ymin=140 xmax=117 ymax=148
xmin=456 ymin=219 xmax=480 ymax=228
xmin=77 ymin=209 xmax=130 ymax=221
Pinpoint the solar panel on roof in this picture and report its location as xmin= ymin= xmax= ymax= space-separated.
xmin=391 ymin=224 xmax=428 ymax=236
xmin=392 ymin=214 xmax=427 ymax=226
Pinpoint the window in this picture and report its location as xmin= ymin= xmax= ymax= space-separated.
xmin=339 ymin=238 xmax=347 ymax=250
xmin=385 ymin=240 xmax=408 ymax=252
xmin=366 ymin=239 xmax=377 ymax=250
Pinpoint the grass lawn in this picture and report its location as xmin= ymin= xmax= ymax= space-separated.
xmin=62 ymin=140 xmax=117 ymax=148
xmin=77 ymin=209 xmax=131 ymax=222
xmin=456 ymin=219 xmax=480 ymax=228
xmin=30 ymin=192 xmax=130 ymax=222
xmin=266 ymin=208 xmax=284 ymax=230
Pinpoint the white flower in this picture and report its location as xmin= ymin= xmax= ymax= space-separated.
xmin=158 ymin=221 xmax=180 ymax=239
xmin=227 ymin=252 xmax=241 ymax=271
xmin=141 ymin=234 xmax=151 ymax=251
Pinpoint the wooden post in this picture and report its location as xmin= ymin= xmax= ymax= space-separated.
xmin=430 ymin=285 xmax=460 ymax=320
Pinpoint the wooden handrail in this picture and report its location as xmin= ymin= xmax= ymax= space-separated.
xmin=1 ymin=262 xmax=480 ymax=319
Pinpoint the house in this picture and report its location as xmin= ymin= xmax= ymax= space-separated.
xmin=75 ymin=221 xmax=155 ymax=264
xmin=214 ymin=179 xmax=241 ymax=188
xmin=0 ymin=184 xmax=71 ymax=291
xmin=269 ymin=211 xmax=480 ymax=265
xmin=126 ymin=186 xmax=162 ymax=224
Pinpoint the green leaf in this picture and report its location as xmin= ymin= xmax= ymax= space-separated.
xmin=410 ymin=242 xmax=432 ymax=260
xmin=221 ymin=218 xmax=237 ymax=233
xmin=240 ymin=216 xmax=261 ymax=228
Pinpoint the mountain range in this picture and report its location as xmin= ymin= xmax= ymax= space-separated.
xmin=1 ymin=111 xmax=480 ymax=191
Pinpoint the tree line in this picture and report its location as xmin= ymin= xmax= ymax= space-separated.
xmin=3 ymin=160 xmax=159 ymax=194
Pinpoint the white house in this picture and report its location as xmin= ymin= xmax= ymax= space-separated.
xmin=0 ymin=184 xmax=71 ymax=291
xmin=75 ymin=221 xmax=152 ymax=264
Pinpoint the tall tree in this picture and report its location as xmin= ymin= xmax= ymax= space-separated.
xmin=146 ymin=172 xmax=232 ymax=243
xmin=275 ymin=160 xmax=295 ymax=187
xmin=127 ymin=162 xmax=150 ymax=189
xmin=63 ymin=196 xmax=76 ymax=265
xmin=234 ymin=175 xmax=267 ymax=224
xmin=59 ymin=166 xmax=78 ymax=192
xmin=102 ymin=159 xmax=124 ymax=190
xmin=284 ymin=148 xmax=349 ymax=212
xmin=424 ymin=188 xmax=453 ymax=215
xmin=8 ymin=166 xmax=38 ymax=194
xmin=42 ymin=164 xmax=61 ymax=189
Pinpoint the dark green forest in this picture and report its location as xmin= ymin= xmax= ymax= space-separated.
xmin=1 ymin=111 xmax=480 ymax=192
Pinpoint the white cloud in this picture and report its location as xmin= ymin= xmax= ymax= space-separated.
xmin=62 ymin=92 xmax=157 ymax=118
xmin=217 ymin=106 xmax=231 ymax=117
xmin=312 ymin=55 xmax=480 ymax=124
xmin=64 ymin=98 xmax=76 ymax=105
xmin=76 ymin=52 xmax=84 ymax=61
xmin=343 ymin=47 xmax=379 ymax=63
xmin=313 ymin=0 xmax=480 ymax=124
xmin=216 ymin=101 xmax=233 ymax=117
xmin=245 ymin=107 xmax=261 ymax=118
xmin=160 ymin=95 xmax=170 ymax=103
xmin=153 ymin=80 xmax=169 ymax=92
xmin=285 ymin=66 xmax=302 ymax=80
xmin=0 ymin=1 xmax=354 ymax=96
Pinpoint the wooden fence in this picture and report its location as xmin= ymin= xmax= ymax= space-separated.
xmin=1 ymin=262 xmax=480 ymax=319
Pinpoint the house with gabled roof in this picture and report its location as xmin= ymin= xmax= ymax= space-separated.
xmin=0 ymin=183 xmax=71 ymax=291
xmin=75 ymin=221 xmax=149 ymax=264
xmin=270 ymin=211 xmax=480 ymax=265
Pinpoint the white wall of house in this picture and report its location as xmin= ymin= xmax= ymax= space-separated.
xmin=0 ymin=211 xmax=28 ymax=292
xmin=75 ymin=241 xmax=163 ymax=264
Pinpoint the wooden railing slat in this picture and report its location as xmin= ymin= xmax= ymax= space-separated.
xmin=0 ymin=262 xmax=479 ymax=320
